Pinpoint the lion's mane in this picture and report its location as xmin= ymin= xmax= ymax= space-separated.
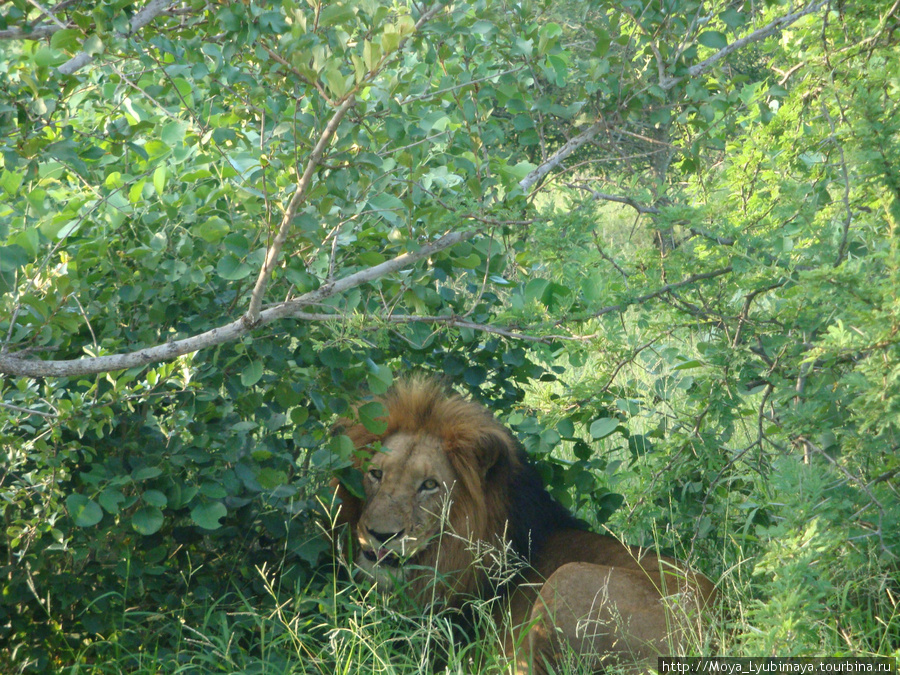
xmin=334 ymin=375 xmax=583 ymax=600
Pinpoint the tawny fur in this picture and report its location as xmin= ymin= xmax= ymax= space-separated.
xmin=333 ymin=375 xmax=716 ymax=673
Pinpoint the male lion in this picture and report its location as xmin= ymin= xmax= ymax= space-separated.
xmin=333 ymin=375 xmax=716 ymax=674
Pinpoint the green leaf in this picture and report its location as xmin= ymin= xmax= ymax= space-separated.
xmin=285 ymin=265 xmax=319 ymax=292
xmin=464 ymin=365 xmax=486 ymax=386
xmin=194 ymin=217 xmax=230 ymax=243
xmin=153 ymin=165 xmax=167 ymax=195
xmin=363 ymin=39 xmax=382 ymax=71
xmin=0 ymin=245 xmax=28 ymax=273
xmin=34 ymin=46 xmax=64 ymax=67
xmin=50 ymin=29 xmax=83 ymax=51
xmin=381 ymin=29 xmax=401 ymax=54
xmin=368 ymin=193 xmax=404 ymax=225
xmin=141 ymin=490 xmax=168 ymax=508
xmin=524 ymin=278 xmax=550 ymax=304
xmin=589 ymin=417 xmax=618 ymax=439
xmin=507 ymin=160 xmax=537 ymax=180
xmin=241 ymin=360 xmax=264 ymax=387
xmin=132 ymin=466 xmax=163 ymax=481
xmin=131 ymin=506 xmax=164 ymax=535
xmin=191 ymin=502 xmax=227 ymax=530
xmin=719 ymin=8 xmax=746 ymax=29
xmin=290 ymin=407 xmax=309 ymax=425
xmin=697 ymin=31 xmax=728 ymax=50
xmin=455 ymin=253 xmax=481 ymax=269
xmin=66 ymin=494 xmax=103 ymax=527
xmin=83 ymin=34 xmax=104 ymax=56
xmin=216 ymin=254 xmax=252 ymax=280
xmin=591 ymin=27 xmax=610 ymax=58
xmin=595 ymin=493 xmax=624 ymax=525
xmin=628 ymin=435 xmax=653 ymax=458
xmin=0 ymin=170 xmax=24 ymax=196
xmin=358 ymin=401 xmax=388 ymax=434
xmin=538 ymin=22 xmax=562 ymax=54
xmin=366 ymin=362 xmax=393 ymax=394
xmin=161 ymin=119 xmax=188 ymax=146
xmin=319 ymin=3 xmax=356 ymax=27
xmin=128 ymin=179 xmax=147 ymax=203
xmin=327 ymin=433 xmax=356 ymax=464
xmin=336 ymin=467 xmax=365 ymax=499
xmin=556 ymin=418 xmax=575 ymax=438
xmin=256 ymin=467 xmax=288 ymax=489
xmin=323 ymin=66 xmax=349 ymax=99
xmin=98 ymin=489 xmax=126 ymax=514
xmin=540 ymin=22 xmax=563 ymax=39
xmin=200 ymin=482 xmax=228 ymax=499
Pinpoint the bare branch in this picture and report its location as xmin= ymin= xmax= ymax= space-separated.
xmin=688 ymin=225 xmax=817 ymax=271
xmin=688 ymin=226 xmax=736 ymax=247
xmin=600 ymin=333 xmax=670 ymax=393
xmin=587 ymin=188 xmax=659 ymax=215
xmin=399 ymin=65 xmax=528 ymax=105
xmin=592 ymin=230 xmax=631 ymax=280
xmin=287 ymin=311 xmax=602 ymax=344
xmin=589 ymin=266 xmax=734 ymax=318
xmin=518 ymin=121 xmax=605 ymax=192
xmin=868 ymin=466 xmax=900 ymax=488
xmin=0 ymin=231 xmax=473 ymax=379
xmin=732 ymin=280 xmax=789 ymax=347
xmin=820 ymin=102 xmax=854 ymax=267
xmin=26 ymin=0 xmax=68 ymax=30
xmin=0 ymin=400 xmax=57 ymax=419
xmin=0 ymin=24 xmax=61 ymax=40
xmin=378 ymin=314 xmax=554 ymax=343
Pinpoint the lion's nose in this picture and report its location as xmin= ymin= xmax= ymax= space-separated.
xmin=367 ymin=528 xmax=404 ymax=544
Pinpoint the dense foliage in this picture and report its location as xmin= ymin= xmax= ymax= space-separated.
xmin=0 ymin=0 xmax=898 ymax=671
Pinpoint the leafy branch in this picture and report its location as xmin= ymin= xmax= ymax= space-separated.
xmin=243 ymin=95 xmax=358 ymax=328
xmin=0 ymin=2 xmax=452 ymax=379
xmin=519 ymin=1 xmax=829 ymax=199
xmin=59 ymin=0 xmax=178 ymax=75
xmin=0 ymin=230 xmax=473 ymax=378
xmin=660 ymin=0 xmax=829 ymax=91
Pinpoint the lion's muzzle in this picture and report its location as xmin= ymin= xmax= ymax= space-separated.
xmin=361 ymin=547 xmax=402 ymax=568
xmin=357 ymin=525 xmax=419 ymax=570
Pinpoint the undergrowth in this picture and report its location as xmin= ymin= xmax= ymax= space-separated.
xmin=55 ymin=503 xmax=898 ymax=675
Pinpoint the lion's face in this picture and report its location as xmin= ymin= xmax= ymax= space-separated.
xmin=356 ymin=431 xmax=458 ymax=583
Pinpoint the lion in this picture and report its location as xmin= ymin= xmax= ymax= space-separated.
xmin=332 ymin=375 xmax=716 ymax=674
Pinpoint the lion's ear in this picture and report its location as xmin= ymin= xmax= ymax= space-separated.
xmin=477 ymin=430 xmax=515 ymax=480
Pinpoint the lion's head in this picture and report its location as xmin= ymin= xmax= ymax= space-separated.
xmin=333 ymin=376 xmax=524 ymax=600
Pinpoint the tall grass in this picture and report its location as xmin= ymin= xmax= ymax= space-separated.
xmin=59 ymin=525 xmax=897 ymax=674
xmin=62 ymin=522 xmax=729 ymax=675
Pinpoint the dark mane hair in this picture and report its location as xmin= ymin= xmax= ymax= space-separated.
xmin=507 ymin=448 xmax=586 ymax=561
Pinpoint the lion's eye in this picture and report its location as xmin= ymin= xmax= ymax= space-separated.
xmin=419 ymin=478 xmax=439 ymax=492
xmin=368 ymin=468 xmax=383 ymax=481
